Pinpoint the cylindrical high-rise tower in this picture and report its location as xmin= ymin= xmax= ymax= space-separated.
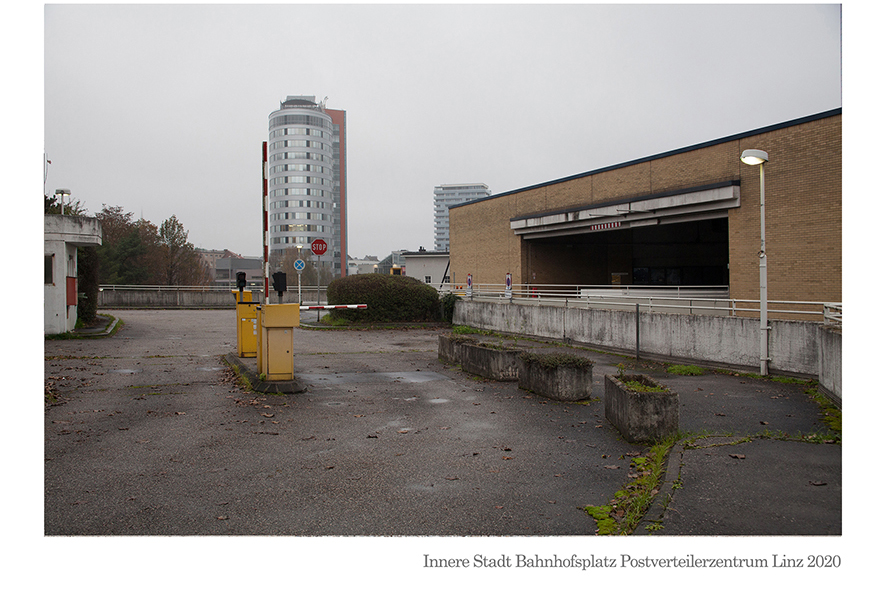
xmin=267 ymin=96 xmax=339 ymax=272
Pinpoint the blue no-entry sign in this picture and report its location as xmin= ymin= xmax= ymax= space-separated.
xmin=294 ymin=259 xmax=306 ymax=271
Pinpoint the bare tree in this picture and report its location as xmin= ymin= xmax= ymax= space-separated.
xmin=159 ymin=215 xmax=211 ymax=285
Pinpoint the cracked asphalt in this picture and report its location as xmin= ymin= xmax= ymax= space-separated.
xmin=44 ymin=309 xmax=840 ymax=539
xmin=45 ymin=310 xmax=632 ymax=536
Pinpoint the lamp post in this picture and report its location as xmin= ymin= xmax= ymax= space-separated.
xmin=55 ymin=189 xmax=71 ymax=214
xmin=740 ymin=149 xmax=770 ymax=376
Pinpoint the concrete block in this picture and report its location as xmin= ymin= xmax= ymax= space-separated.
xmin=518 ymin=353 xmax=594 ymax=401
xmin=438 ymin=334 xmax=521 ymax=381
xmin=604 ymin=374 xmax=679 ymax=443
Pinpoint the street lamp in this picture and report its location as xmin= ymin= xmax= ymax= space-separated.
xmin=55 ymin=189 xmax=71 ymax=214
xmin=740 ymin=149 xmax=769 ymax=376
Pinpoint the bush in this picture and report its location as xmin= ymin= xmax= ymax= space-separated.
xmin=326 ymin=274 xmax=442 ymax=323
xmin=441 ymin=293 xmax=461 ymax=323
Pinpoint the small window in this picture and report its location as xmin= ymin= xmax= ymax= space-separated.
xmin=45 ymin=255 xmax=54 ymax=284
xmin=424 ymin=276 xmax=431 ymax=284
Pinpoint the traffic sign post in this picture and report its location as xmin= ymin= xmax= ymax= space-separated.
xmin=505 ymin=272 xmax=512 ymax=301
xmin=293 ymin=259 xmax=305 ymax=304
xmin=311 ymin=239 xmax=328 ymax=256
xmin=310 ymin=239 xmax=327 ymax=315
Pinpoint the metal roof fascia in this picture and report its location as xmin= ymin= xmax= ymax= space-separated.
xmin=509 ymin=179 xmax=739 ymax=223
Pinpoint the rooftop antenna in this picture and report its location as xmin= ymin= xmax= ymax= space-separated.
xmin=320 ymin=96 xmax=328 ymax=109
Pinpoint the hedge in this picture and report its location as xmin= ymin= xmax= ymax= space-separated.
xmin=326 ymin=274 xmax=442 ymax=323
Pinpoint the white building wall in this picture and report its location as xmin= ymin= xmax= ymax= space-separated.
xmin=44 ymin=215 xmax=102 ymax=334
xmin=403 ymin=253 xmax=450 ymax=287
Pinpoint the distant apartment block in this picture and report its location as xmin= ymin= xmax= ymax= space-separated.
xmin=434 ymin=183 xmax=490 ymax=251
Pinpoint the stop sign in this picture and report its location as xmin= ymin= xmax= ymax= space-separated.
xmin=311 ymin=238 xmax=328 ymax=256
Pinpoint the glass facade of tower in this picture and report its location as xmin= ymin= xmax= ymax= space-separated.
xmin=433 ymin=183 xmax=490 ymax=251
xmin=268 ymin=96 xmax=346 ymax=277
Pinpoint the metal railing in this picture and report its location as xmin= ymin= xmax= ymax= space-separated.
xmin=823 ymin=303 xmax=842 ymax=326
xmin=98 ymin=283 xmax=841 ymax=324
xmin=440 ymin=282 xmax=840 ymax=322
xmin=100 ymin=284 xmax=272 ymax=292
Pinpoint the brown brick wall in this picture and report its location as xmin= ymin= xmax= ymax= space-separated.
xmin=450 ymin=113 xmax=841 ymax=310
xmin=731 ymin=116 xmax=842 ymax=307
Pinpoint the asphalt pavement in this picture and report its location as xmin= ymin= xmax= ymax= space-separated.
xmin=44 ymin=309 xmax=840 ymax=537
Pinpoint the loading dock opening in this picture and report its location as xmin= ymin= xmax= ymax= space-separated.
xmin=523 ymin=217 xmax=728 ymax=288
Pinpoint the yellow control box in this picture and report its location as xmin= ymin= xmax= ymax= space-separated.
xmin=258 ymin=303 xmax=301 ymax=381
xmin=235 ymin=302 xmax=259 ymax=358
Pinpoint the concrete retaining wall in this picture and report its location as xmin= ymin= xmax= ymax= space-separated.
xmin=98 ymin=289 xmax=271 ymax=308
xmin=818 ymin=325 xmax=842 ymax=405
xmin=454 ymin=300 xmax=842 ymax=401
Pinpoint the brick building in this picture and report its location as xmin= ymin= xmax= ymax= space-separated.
xmin=449 ymin=109 xmax=841 ymax=314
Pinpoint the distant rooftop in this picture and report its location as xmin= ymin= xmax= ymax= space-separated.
xmin=281 ymin=95 xmax=326 ymax=110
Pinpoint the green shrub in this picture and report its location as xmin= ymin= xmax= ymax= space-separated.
xmin=441 ymin=293 xmax=461 ymax=323
xmin=325 ymin=274 xmax=442 ymax=323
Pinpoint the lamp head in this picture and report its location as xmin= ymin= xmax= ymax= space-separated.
xmin=741 ymin=149 xmax=769 ymax=165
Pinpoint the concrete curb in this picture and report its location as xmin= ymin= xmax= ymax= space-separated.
xmin=70 ymin=314 xmax=121 ymax=338
xmin=636 ymin=441 xmax=685 ymax=534
xmin=222 ymin=352 xmax=308 ymax=394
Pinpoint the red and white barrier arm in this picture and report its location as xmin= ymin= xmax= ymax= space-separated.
xmin=300 ymin=304 xmax=368 ymax=311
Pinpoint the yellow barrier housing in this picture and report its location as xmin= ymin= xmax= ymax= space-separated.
xmin=235 ymin=302 xmax=259 ymax=358
xmin=233 ymin=290 xmax=258 ymax=358
xmin=258 ymin=303 xmax=301 ymax=381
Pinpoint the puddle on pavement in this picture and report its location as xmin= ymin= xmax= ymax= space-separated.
xmin=300 ymin=371 xmax=447 ymax=385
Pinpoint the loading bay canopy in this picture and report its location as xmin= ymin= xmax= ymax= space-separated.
xmin=510 ymin=181 xmax=740 ymax=240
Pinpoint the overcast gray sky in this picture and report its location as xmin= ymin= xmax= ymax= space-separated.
xmin=42 ymin=3 xmax=841 ymax=260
